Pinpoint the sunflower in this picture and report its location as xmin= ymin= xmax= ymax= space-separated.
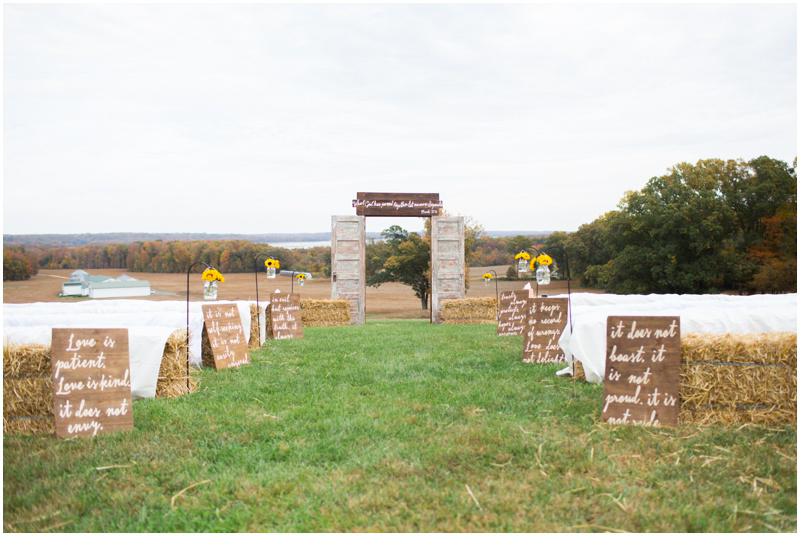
xmin=482 ymin=273 xmax=492 ymax=279
xmin=514 ymin=251 xmax=531 ymax=261
xmin=536 ymin=254 xmax=553 ymax=266
xmin=201 ymin=268 xmax=225 ymax=283
xmin=295 ymin=273 xmax=306 ymax=280
xmin=264 ymin=259 xmax=280 ymax=270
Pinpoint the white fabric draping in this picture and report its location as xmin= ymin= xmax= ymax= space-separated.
xmin=3 ymin=300 xmax=259 ymax=399
xmin=545 ymin=293 xmax=798 ymax=383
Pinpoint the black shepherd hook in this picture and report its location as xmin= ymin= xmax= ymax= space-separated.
xmin=253 ymin=254 xmax=279 ymax=346
xmin=185 ymin=261 xmax=213 ymax=390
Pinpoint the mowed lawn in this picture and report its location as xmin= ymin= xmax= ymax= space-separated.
xmin=4 ymin=320 xmax=796 ymax=532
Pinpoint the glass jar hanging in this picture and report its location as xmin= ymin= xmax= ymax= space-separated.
xmin=204 ymin=280 xmax=218 ymax=300
xmin=535 ymin=254 xmax=553 ymax=285
xmin=296 ymin=273 xmax=306 ymax=287
xmin=265 ymin=258 xmax=280 ymax=279
xmin=515 ymin=252 xmax=531 ymax=273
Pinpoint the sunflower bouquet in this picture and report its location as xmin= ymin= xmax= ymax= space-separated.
xmin=201 ymin=268 xmax=225 ymax=283
xmin=514 ymin=251 xmax=531 ymax=261
xmin=201 ymin=268 xmax=225 ymax=300
xmin=264 ymin=258 xmax=280 ymax=279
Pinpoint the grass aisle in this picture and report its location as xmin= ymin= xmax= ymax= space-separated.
xmin=4 ymin=320 xmax=796 ymax=532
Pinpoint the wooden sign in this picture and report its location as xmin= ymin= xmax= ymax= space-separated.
xmin=51 ymin=328 xmax=133 ymax=439
xmin=522 ymin=298 xmax=568 ymax=364
xmin=270 ymin=293 xmax=303 ymax=340
xmin=497 ymin=290 xmax=529 ymax=336
xmin=601 ymin=316 xmax=681 ymax=427
xmin=202 ymin=304 xmax=250 ymax=369
xmin=353 ymin=192 xmax=442 ymax=217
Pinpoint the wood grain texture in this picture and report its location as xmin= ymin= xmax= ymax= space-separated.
xmin=601 ymin=316 xmax=681 ymax=427
xmin=354 ymin=192 xmax=442 ymax=217
xmin=497 ymin=291 xmax=529 ymax=336
xmin=269 ymin=293 xmax=303 ymax=340
xmin=51 ymin=328 xmax=133 ymax=439
xmin=201 ymin=304 xmax=250 ymax=370
xmin=522 ymin=298 xmax=568 ymax=364
xmin=331 ymin=215 xmax=366 ymax=324
xmin=431 ymin=215 xmax=464 ymax=323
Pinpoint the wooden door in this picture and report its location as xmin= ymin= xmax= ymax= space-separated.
xmin=331 ymin=215 xmax=366 ymax=324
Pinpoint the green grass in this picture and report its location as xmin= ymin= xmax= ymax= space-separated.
xmin=4 ymin=320 xmax=796 ymax=532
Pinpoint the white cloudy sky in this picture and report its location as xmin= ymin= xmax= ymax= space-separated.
xmin=3 ymin=3 xmax=796 ymax=236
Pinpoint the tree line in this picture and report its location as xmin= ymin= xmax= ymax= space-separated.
xmin=4 ymin=155 xmax=795 ymax=295
xmin=545 ymin=156 xmax=796 ymax=294
xmin=5 ymin=241 xmax=331 ymax=279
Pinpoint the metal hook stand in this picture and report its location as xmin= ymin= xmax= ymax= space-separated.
xmin=185 ymin=261 xmax=213 ymax=390
xmin=254 ymin=255 xmax=280 ymax=346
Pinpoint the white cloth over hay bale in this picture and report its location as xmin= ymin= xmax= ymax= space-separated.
xmin=4 ymin=299 xmax=254 ymax=367
xmin=553 ymin=293 xmax=797 ymax=383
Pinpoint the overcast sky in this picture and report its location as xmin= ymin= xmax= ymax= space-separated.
xmin=3 ymin=3 xmax=797 ymax=237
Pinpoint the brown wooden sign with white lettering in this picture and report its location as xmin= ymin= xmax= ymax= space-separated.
xmin=497 ymin=290 xmax=529 ymax=336
xmin=202 ymin=304 xmax=250 ymax=369
xmin=270 ymin=293 xmax=303 ymax=340
xmin=601 ymin=316 xmax=681 ymax=427
xmin=51 ymin=328 xmax=133 ymax=439
xmin=353 ymin=192 xmax=442 ymax=217
xmin=522 ymin=298 xmax=568 ymax=364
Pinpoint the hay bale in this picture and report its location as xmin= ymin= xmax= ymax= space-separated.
xmin=571 ymin=359 xmax=586 ymax=381
xmin=3 ymin=416 xmax=54 ymax=435
xmin=300 ymin=299 xmax=351 ymax=327
xmin=3 ymin=342 xmax=54 ymax=436
xmin=156 ymin=329 xmax=198 ymax=398
xmin=570 ymin=333 xmax=796 ymax=425
xmin=3 ymin=330 xmax=199 ymax=435
xmin=680 ymin=332 xmax=796 ymax=425
xmin=3 ymin=377 xmax=52 ymax=415
xmin=440 ymin=297 xmax=497 ymax=325
xmin=249 ymin=304 xmax=263 ymax=348
xmin=3 ymin=343 xmax=50 ymax=377
xmin=201 ymin=325 xmax=216 ymax=368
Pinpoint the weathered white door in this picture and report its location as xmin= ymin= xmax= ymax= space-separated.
xmin=331 ymin=215 xmax=366 ymax=325
xmin=431 ymin=215 xmax=465 ymax=323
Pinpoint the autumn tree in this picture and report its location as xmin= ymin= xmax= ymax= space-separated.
xmin=367 ymin=225 xmax=431 ymax=309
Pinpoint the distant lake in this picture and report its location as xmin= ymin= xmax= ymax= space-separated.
xmin=273 ymin=240 xmax=331 ymax=249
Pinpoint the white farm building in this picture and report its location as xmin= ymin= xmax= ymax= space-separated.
xmin=61 ymin=271 xmax=151 ymax=299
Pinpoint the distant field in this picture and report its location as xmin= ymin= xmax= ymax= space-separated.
xmin=3 ymin=267 xmax=600 ymax=318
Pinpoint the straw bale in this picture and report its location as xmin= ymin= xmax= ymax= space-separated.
xmin=156 ymin=329 xmax=197 ymax=398
xmin=681 ymin=332 xmax=796 ymax=366
xmin=201 ymin=325 xmax=216 ymax=368
xmin=300 ymin=299 xmax=351 ymax=327
xmin=679 ymin=332 xmax=796 ymax=425
xmin=3 ymin=343 xmax=51 ymax=377
xmin=4 ymin=377 xmax=53 ymax=415
xmin=3 ymin=416 xmax=54 ymax=435
xmin=249 ymin=304 xmax=263 ymax=348
xmin=440 ymin=297 xmax=497 ymax=324
xmin=571 ymin=360 xmax=586 ymax=381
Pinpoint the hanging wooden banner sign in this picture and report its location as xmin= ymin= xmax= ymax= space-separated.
xmin=601 ymin=316 xmax=681 ymax=427
xmin=522 ymin=298 xmax=569 ymax=364
xmin=270 ymin=293 xmax=303 ymax=340
xmin=353 ymin=192 xmax=443 ymax=217
xmin=202 ymin=304 xmax=250 ymax=369
xmin=497 ymin=290 xmax=529 ymax=336
xmin=51 ymin=328 xmax=133 ymax=439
